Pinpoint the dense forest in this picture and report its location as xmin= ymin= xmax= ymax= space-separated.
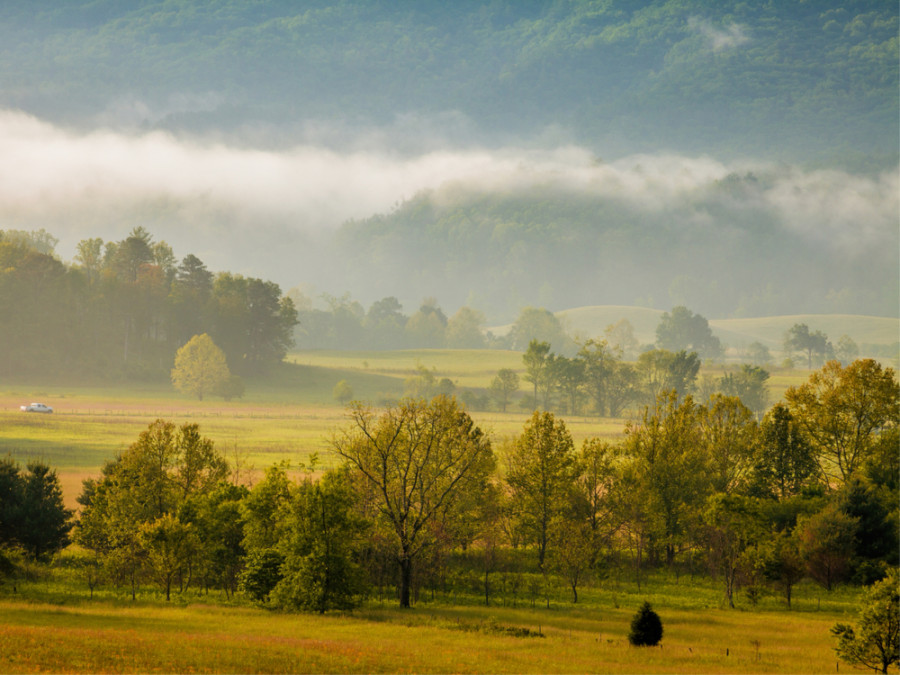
xmin=0 ymin=228 xmax=296 ymax=378
xmin=2 ymin=359 xmax=897 ymax=618
xmin=0 ymin=1 xmax=896 ymax=166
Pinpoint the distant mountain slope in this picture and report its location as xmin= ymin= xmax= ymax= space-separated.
xmin=335 ymin=176 xmax=898 ymax=319
xmin=0 ymin=0 xmax=895 ymax=164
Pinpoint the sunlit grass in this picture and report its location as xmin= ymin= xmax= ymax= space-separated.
xmin=0 ymin=570 xmax=863 ymax=674
xmin=289 ymin=349 xmax=525 ymax=389
xmin=0 ymin=350 xmax=815 ymax=510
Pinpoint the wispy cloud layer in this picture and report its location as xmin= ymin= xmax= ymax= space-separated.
xmin=688 ymin=17 xmax=750 ymax=51
xmin=0 ymin=109 xmax=896 ymax=262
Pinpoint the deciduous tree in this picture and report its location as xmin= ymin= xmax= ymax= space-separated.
xmin=655 ymin=306 xmax=722 ymax=360
xmin=783 ymin=323 xmax=830 ymax=370
xmin=271 ymin=469 xmax=367 ymax=613
xmin=621 ymin=391 xmax=707 ymax=566
xmin=796 ymin=502 xmax=858 ymax=591
xmin=522 ymin=340 xmax=552 ymax=408
xmin=332 ymin=396 xmax=494 ymax=608
xmin=752 ymin=403 xmax=817 ymax=500
xmin=445 ymin=306 xmax=486 ymax=348
xmin=171 ymin=333 xmax=231 ymax=401
xmin=488 ymin=368 xmax=519 ymax=412
xmin=785 ymin=359 xmax=899 ymax=485
xmin=505 ymin=411 xmax=577 ymax=570
xmin=832 ymin=568 xmax=899 ymax=673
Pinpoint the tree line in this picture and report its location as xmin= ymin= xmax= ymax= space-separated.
xmin=0 ymin=228 xmax=297 ymax=379
xmin=1 ymin=358 xmax=895 ymax=617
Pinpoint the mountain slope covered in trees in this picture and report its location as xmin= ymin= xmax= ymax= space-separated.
xmin=0 ymin=1 xmax=895 ymax=320
xmin=333 ymin=170 xmax=898 ymax=318
xmin=0 ymin=0 xmax=895 ymax=165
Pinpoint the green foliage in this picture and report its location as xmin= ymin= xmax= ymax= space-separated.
xmin=796 ymin=502 xmax=858 ymax=591
xmin=239 ymin=549 xmax=285 ymax=604
xmin=636 ymin=350 xmax=701 ymax=404
xmin=171 ymin=334 xmax=231 ymax=401
xmin=3 ymin=2 xmax=895 ymax=164
xmin=270 ymin=470 xmax=367 ymax=613
xmin=0 ymin=459 xmax=73 ymax=560
xmin=2 ymin=229 xmax=297 ymax=380
xmin=445 ymin=306 xmax=487 ymax=349
xmin=622 ymin=391 xmax=707 ymax=566
xmin=73 ymin=419 xmax=229 ymax=599
xmin=784 ymin=324 xmax=831 ymax=370
xmin=522 ymin=339 xmax=552 ymax=408
xmin=628 ymin=601 xmax=663 ymax=646
xmin=717 ymin=365 xmax=770 ymax=418
xmin=505 ymin=411 xmax=577 ymax=570
xmin=214 ymin=374 xmax=245 ymax=401
xmin=404 ymin=299 xmax=447 ymax=348
xmin=332 ymin=379 xmax=354 ymax=405
xmin=837 ymin=477 xmax=898 ymax=567
xmin=509 ymin=308 xmax=571 ymax=354
xmin=488 ymin=368 xmax=519 ymax=412
xmin=785 ymin=359 xmax=899 ymax=485
xmin=832 ymin=568 xmax=900 ymax=674
xmin=699 ymin=395 xmax=758 ymax=495
xmin=333 ymin=395 xmax=495 ymax=607
xmin=656 ymin=307 xmax=722 ymax=360
xmin=751 ymin=403 xmax=817 ymax=500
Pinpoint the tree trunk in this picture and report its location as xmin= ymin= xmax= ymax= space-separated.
xmin=399 ymin=556 xmax=413 ymax=608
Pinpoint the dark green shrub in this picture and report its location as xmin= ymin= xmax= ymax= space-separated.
xmin=629 ymin=601 xmax=663 ymax=646
xmin=239 ymin=549 xmax=284 ymax=603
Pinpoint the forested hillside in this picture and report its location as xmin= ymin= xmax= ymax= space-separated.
xmin=334 ymin=171 xmax=898 ymax=318
xmin=0 ymin=1 xmax=895 ymax=321
xmin=0 ymin=0 xmax=895 ymax=165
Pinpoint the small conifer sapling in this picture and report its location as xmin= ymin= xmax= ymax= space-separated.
xmin=629 ymin=601 xmax=663 ymax=646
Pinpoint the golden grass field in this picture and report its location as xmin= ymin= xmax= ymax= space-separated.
xmin=0 ymin=348 xmax=881 ymax=673
xmin=0 ymin=573 xmax=865 ymax=674
xmin=1 ymin=349 xmax=815 ymax=509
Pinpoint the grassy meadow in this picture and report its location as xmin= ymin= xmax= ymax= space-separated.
xmin=0 ymin=344 xmax=884 ymax=673
xmin=0 ymin=566 xmax=864 ymax=674
xmin=1 ymin=348 xmax=816 ymax=509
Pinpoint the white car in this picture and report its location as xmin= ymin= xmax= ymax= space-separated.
xmin=21 ymin=402 xmax=53 ymax=413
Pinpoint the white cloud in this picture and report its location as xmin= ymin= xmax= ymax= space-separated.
xmin=688 ymin=17 xmax=750 ymax=52
xmin=0 ymin=109 xmax=895 ymax=266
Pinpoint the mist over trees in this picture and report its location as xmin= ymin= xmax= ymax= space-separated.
xmin=0 ymin=3 xmax=894 ymax=319
xmin=334 ymin=178 xmax=898 ymax=319
xmin=0 ymin=228 xmax=297 ymax=379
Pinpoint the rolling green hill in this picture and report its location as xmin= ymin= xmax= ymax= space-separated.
xmin=496 ymin=306 xmax=899 ymax=356
xmin=709 ymin=314 xmax=900 ymax=351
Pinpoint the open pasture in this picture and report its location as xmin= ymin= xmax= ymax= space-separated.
xmin=0 ymin=571 xmax=862 ymax=674
xmin=288 ymin=348 xmax=526 ymax=389
xmin=0 ymin=349 xmax=813 ymax=508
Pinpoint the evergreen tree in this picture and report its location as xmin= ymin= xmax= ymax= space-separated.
xmin=629 ymin=601 xmax=663 ymax=646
